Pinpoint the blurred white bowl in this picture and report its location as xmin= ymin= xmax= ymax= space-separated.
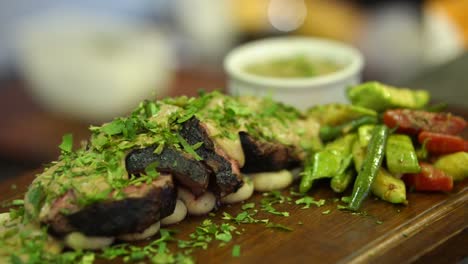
xmin=224 ymin=37 xmax=364 ymax=110
xmin=15 ymin=11 xmax=173 ymax=122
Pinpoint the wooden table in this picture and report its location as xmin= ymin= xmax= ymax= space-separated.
xmin=0 ymin=67 xmax=467 ymax=263
xmin=1 ymin=171 xmax=466 ymax=263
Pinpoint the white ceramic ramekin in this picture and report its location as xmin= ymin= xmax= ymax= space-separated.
xmin=15 ymin=11 xmax=173 ymax=122
xmin=224 ymin=37 xmax=364 ymax=110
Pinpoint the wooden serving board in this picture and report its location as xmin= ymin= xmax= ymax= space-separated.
xmin=1 ymin=171 xmax=467 ymax=264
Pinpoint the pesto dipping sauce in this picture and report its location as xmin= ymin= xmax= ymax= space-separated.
xmin=244 ymin=55 xmax=341 ymax=78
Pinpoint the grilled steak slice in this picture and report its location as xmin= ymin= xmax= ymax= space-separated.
xmin=179 ymin=117 xmax=243 ymax=196
xmin=47 ymin=174 xmax=176 ymax=237
xmin=126 ymin=146 xmax=210 ymax=196
xmin=239 ymin=132 xmax=302 ymax=173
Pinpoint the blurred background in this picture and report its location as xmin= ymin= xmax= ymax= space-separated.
xmin=0 ymin=0 xmax=467 ymax=179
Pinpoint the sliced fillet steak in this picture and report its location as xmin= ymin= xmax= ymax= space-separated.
xmin=126 ymin=146 xmax=210 ymax=196
xmin=239 ymin=132 xmax=302 ymax=173
xmin=46 ymin=174 xmax=176 ymax=237
xmin=179 ymin=117 xmax=243 ymax=196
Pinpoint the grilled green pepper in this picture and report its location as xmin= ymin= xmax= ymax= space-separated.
xmin=371 ymin=168 xmax=407 ymax=204
xmin=352 ymin=140 xmax=407 ymax=205
xmin=326 ymin=134 xmax=357 ymax=154
xmin=349 ymin=125 xmax=389 ymax=211
xmin=434 ymin=152 xmax=468 ymax=181
xmin=320 ymin=116 xmax=378 ymax=142
xmin=299 ymin=150 xmax=341 ymax=193
xmin=307 ymin=103 xmax=377 ymax=126
xmin=347 ymin=81 xmax=430 ymax=112
xmin=352 ymin=139 xmax=366 ymax=171
xmin=300 ymin=134 xmax=356 ymax=193
xmin=385 ymin=134 xmax=420 ymax=175
xmin=331 ymin=167 xmax=355 ymax=193
xmin=328 ymin=135 xmax=357 ymax=192
xmin=358 ymin=124 xmax=375 ymax=147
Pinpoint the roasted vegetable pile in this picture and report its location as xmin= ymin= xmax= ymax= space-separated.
xmin=301 ymin=81 xmax=467 ymax=210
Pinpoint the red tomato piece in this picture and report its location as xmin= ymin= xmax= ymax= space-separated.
xmin=383 ymin=109 xmax=466 ymax=135
xmin=402 ymin=162 xmax=453 ymax=192
xmin=418 ymin=132 xmax=468 ymax=155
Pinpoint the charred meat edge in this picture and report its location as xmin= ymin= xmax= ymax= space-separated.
xmin=239 ymin=132 xmax=302 ymax=173
xmin=46 ymin=174 xmax=176 ymax=237
xmin=126 ymin=146 xmax=210 ymax=197
xmin=179 ymin=117 xmax=243 ymax=197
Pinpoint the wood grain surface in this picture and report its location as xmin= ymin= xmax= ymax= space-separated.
xmin=1 ymin=171 xmax=466 ymax=264
xmin=0 ymin=69 xmax=467 ymax=263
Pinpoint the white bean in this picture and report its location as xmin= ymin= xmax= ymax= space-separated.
xmin=221 ymin=177 xmax=254 ymax=204
xmin=178 ymin=188 xmax=216 ymax=215
xmin=65 ymin=232 xmax=114 ymax=250
xmin=161 ymin=200 xmax=187 ymax=225
xmin=250 ymin=170 xmax=294 ymax=192
xmin=118 ymin=222 xmax=161 ymax=241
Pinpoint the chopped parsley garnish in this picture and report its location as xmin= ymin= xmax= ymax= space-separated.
xmin=260 ymin=191 xmax=291 ymax=217
xmin=100 ymin=120 xmax=126 ymax=136
xmin=232 ymin=245 xmax=241 ymax=257
xmin=26 ymin=183 xmax=45 ymax=218
xmin=100 ymin=229 xmax=194 ymax=264
xmin=241 ymin=202 xmax=255 ymax=210
xmin=178 ymin=219 xmax=236 ymax=250
xmin=11 ymin=200 xmax=24 ymax=206
xmin=144 ymin=161 xmax=160 ymax=178
xmin=261 ymin=203 xmax=290 ymax=217
xmin=59 ymin=133 xmax=73 ymax=152
xmin=337 ymin=204 xmax=348 ymax=210
xmin=222 ymin=211 xmax=268 ymax=225
xmin=144 ymin=100 xmax=159 ymax=117
xmin=295 ymin=196 xmax=326 ymax=209
xmin=176 ymin=134 xmax=203 ymax=161
xmin=8 ymin=207 xmax=25 ymax=220
xmin=191 ymin=141 xmax=204 ymax=150
xmin=341 ymin=196 xmax=351 ymax=203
